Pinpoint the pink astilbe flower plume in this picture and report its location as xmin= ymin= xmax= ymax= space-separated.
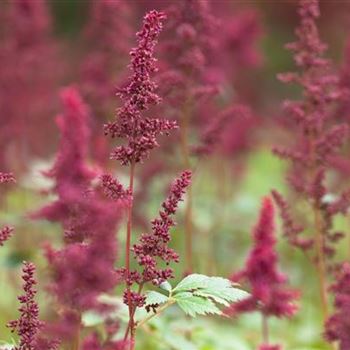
xmin=32 ymin=87 xmax=127 ymax=343
xmin=226 ymin=197 xmax=298 ymax=349
xmin=325 ymin=262 xmax=350 ymax=349
xmin=226 ymin=197 xmax=298 ymax=318
xmin=32 ymin=86 xmax=96 ymax=241
xmin=7 ymin=262 xmax=58 ymax=350
xmin=120 ymin=170 xmax=192 ymax=308
xmin=104 ymin=10 xmax=177 ymax=166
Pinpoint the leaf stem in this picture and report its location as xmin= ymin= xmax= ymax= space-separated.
xmin=136 ymin=299 xmax=176 ymax=329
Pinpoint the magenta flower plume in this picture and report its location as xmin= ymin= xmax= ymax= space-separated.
xmin=104 ymin=10 xmax=177 ymax=166
xmin=121 ymin=170 xmax=192 ymax=308
xmin=7 ymin=262 xmax=42 ymax=350
xmin=32 ymin=86 xmax=127 ymax=343
xmin=226 ymin=197 xmax=298 ymax=318
xmin=50 ymin=86 xmax=95 ymax=190
xmin=325 ymin=263 xmax=350 ymax=349
xmin=32 ymin=86 xmax=96 ymax=238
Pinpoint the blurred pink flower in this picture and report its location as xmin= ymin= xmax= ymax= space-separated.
xmin=226 ymin=197 xmax=299 ymax=318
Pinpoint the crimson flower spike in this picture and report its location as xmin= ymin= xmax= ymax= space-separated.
xmin=226 ymin=197 xmax=298 ymax=349
xmin=104 ymin=10 xmax=177 ymax=166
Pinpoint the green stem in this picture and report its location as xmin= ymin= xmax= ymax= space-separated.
xmin=136 ymin=299 xmax=176 ymax=329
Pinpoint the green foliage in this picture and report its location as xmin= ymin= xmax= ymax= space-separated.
xmin=144 ymin=274 xmax=248 ymax=319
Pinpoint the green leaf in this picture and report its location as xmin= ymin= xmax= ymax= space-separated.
xmin=174 ymin=292 xmax=221 ymax=317
xmin=173 ymin=274 xmax=209 ymax=292
xmin=160 ymin=280 xmax=172 ymax=292
xmin=172 ymin=274 xmax=249 ymax=317
xmin=145 ymin=291 xmax=169 ymax=306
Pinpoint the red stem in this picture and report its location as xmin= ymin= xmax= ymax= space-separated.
xmin=124 ymin=161 xmax=136 ymax=349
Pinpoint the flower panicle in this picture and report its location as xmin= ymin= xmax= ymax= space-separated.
xmin=104 ymin=10 xmax=177 ymax=166
xmin=226 ymin=197 xmax=299 ymax=319
xmin=7 ymin=262 xmax=42 ymax=350
xmin=122 ymin=170 xmax=192 ymax=308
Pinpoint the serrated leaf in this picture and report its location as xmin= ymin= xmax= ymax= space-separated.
xmin=145 ymin=291 xmax=169 ymax=306
xmin=173 ymin=274 xmax=210 ymax=292
xmin=160 ymin=280 xmax=172 ymax=292
xmin=174 ymin=293 xmax=221 ymax=317
xmin=173 ymin=274 xmax=248 ymax=317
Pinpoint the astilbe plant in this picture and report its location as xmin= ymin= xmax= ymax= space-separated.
xmin=272 ymin=0 xmax=348 ymax=323
xmin=119 ymin=170 xmax=191 ymax=344
xmin=33 ymin=87 xmax=126 ymax=348
xmin=103 ymin=10 xmax=181 ymax=349
xmin=226 ymin=197 xmax=298 ymax=349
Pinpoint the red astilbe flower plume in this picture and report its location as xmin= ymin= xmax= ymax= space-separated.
xmin=104 ymin=10 xmax=177 ymax=166
xmin=226 ymin=197 xmax=298 ymax=318
xmin=32 ymin=86 xmax=96 ymax=242
xmin=120 ymin=170 xmax=192 ymax=308
xmin=7 ymin=262 xmax=58 ymax=350
xmin=325 ymin=262 xmax=350 ymax=349
xmin=32 ymin=87 xmax=126 ymax=343
xmin=7 ymin=262 xmax=41 ymax=350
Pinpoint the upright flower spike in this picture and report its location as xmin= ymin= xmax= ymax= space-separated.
xmin=132 ymin=170 xmax=192 ymax=286
xmin=7 ymin=262 xmax=43 ymax=350
xmin=325 ymin=263 xmax=350 ymax=349
xmin=33 ymin=86 xmax=96 ymax=242
xmin=32 ymin=87 xmax=126 ymax=344
xmin=227 ymin=197 xmax=298 ymax=318
xmin=104 ymin=10 xmax=177 ymax=166
xmin=226 ymin=197 xmax=298 ymax=349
